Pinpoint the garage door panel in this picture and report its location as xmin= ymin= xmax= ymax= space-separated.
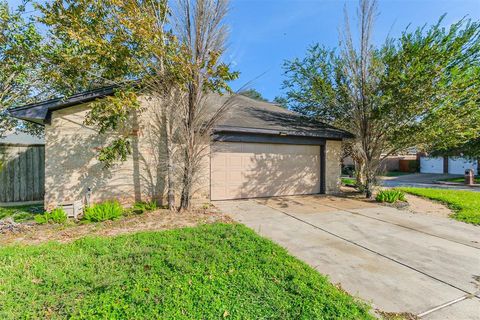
xmin=420 ymin=157 xmax=443 ymax=174
xmin=227 ymin=185 xmax=243 ymax=199
xmin=210 ymin=170 xmax=226 ymax=182
xmin=211 ymin=154 xmax=227 ymax=168
xmin=227 ymin=156 xmax=243 ymax=169
xmin=448 ymin=157 xmax=478 ymax=175
xmin=211 ymin=142 xmax=321 ymax=200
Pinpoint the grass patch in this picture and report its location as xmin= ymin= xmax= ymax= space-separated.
xmin=0 ymin=204 xmax=44 ymax=222
xmin=341 ymin=177 xmax=356 ymax=185
xmin=0 ymin=223 xmax=373 ymax=319
xmin=439 ymin=177 xmax=480 ymax=184
xmin=398 ymin=187 xmax=480 ymax=225
xmin=381 ymin=171 xmax=411 ymax=177
xmin=34 ymin=207 xmax=68 ymax=224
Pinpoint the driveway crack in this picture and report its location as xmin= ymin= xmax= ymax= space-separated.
xmin=416 ymin=294 xmax=479 ymax=318
xmin=261 ymin=202 xmax=475 ymax=298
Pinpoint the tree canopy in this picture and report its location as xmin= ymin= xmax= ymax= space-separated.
xmin=273 ymin=96 xmax=288 ymax=108
xmin=282 ymin=0 xmax=480 ymax=196
xmin=240 ymin=88 xmax=268 ymax=102
xmin=38 ymin=0 xmax=238 ymax=210
xmin=0 ymin=1 xmax=44 ymax=137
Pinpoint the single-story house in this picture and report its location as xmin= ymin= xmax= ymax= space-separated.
xmin=9 ymin=86 xmax=353 ymax=210
xmin=343 ymin=153 xmax=417 ymax=173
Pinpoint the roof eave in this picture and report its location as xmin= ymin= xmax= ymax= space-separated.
xmin=214 ymin=125 xmax=354 ymax=140
xmin=7 ymin=85 xmax=119 ymax=125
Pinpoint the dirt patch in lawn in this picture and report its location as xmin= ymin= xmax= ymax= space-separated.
xmin=340 ymin=186 xmax=453 ymax=218
xmin=0 ymin=207 xmax=232 ymax=246
xmin=403 ymin=194 xmax=453 ymax=218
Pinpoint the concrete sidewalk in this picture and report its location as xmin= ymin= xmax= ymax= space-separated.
xmin=380 ymin=173 xmax=480 ymax=192
xmin=215 ymin=195 xmax=480 ymax=319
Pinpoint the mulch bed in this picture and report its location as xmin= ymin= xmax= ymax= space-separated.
xmin=0 ymin=207 xmax=232 ymax=246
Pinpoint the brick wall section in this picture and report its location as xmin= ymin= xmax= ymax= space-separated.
xmin=325 ymin=140 xmax=342 ymax=193
xmin=44 ymin=103 xmax=210 ymax=210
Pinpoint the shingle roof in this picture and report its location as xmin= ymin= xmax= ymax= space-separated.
xmin=207 ymin=94 xmax=353 ymax=139
xmin=9 ymin=87 xmax=354 ymax=140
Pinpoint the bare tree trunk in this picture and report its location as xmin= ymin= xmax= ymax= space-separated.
xmin=341 ymin=0 xmax=380 ymax=198
xmin=163 ymin=111 xmax=176 ymax=211
xmin=179 ymin=93 xmax=194 ymax=210
xmin=355 ymin=160 xmax=365 ymax=187
xmin=180 ymin=160 xmax=192 ymax=209
xmin=174 ymin=0 xmax=232 ymax=211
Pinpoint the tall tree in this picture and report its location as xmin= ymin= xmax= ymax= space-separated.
xmin=0 ymin=1 xmax=43 ymax=137
xmin=40 ymin=0 xmax=237 ymax=210
xmin=283 ymin=0 xmax=480 ymax=197
xmin=172 ymin=0 xmax=238 ymax=210
xmin=40 ymin=0 xmax=190 ymax=210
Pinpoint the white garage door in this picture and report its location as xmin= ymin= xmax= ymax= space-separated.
xmin=420 ymin=157 xmax=444 ymax=174
xmin=211 ymin=142 xmax=320 ymax=200
xmin=448 ymin=157 xmax=478 ymax=175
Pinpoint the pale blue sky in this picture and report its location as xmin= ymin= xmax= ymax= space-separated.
xmin=8 ymin=0 xmax=480 ymax=100
xmin=226 ymin=0 xmax=480 ymax=99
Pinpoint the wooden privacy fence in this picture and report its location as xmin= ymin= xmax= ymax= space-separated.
xmin=0 ymin=144 xmax=45 ymax=203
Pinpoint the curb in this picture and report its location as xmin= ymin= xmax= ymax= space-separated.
xmin=434 ymin=181 xmax=480 ymax=188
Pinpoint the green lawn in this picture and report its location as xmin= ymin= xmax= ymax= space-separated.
xmin=0 ymin=204 xmax=44 ymax=222
xmin=439 ymin=177 xmax=480 ymax=184
xmin=398 ymin=187 xmax=480 ymax=225
xmin=0 ymin=223 xmax=373 ymax=319
xmin=341 ymin=177 xmax=356 ymax=185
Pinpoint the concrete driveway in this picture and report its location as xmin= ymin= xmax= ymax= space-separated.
xmin=215 ymin=195 xmax=480 ymax=319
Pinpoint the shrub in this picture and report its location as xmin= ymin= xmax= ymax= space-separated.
xmin=126 ymin=201 xmax=158 ymax=215
xmin=133 ymin=201 xmax=157 ymax=212
xmin=341 ymin=177 xmax=356 ymax=186
xmin=375 ymin=189 xmax=406 ymax=203
xmin=35 ymin=208 xmax=68 ymax=224
xmin=83 ymin=201 xmax=124 ymax=222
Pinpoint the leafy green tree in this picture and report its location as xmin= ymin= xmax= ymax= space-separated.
xmin=273 ymin=96 xmax=288 ymax=108
xmin=40 ymin=0 xmax=238 ymax=210
xmin=432 ymin=139 xmax=480 ymax=158
xmin=39 ymin=0 xmax=173 ymax=175
xmin=240 ymin=89 xmax=268 ymax=102
xmin=0 ymin=1 xmax=44 ymax=138
xmin=283 ymin=0 xmax=480 ymax=197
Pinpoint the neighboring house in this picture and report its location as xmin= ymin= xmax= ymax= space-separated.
xmin=10 ymin=86 xmax=352 ymax=210
xmin=419 ymin=154 xmax=478 ymax=175
xmin=343 ymin=152 xmax=417 ymax=173
xmin=0 ymin=130 xmax=45 ymax=203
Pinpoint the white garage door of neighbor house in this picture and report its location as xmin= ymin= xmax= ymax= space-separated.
xmin=420 ymin=157 xmax=444 ymax=174
xmin=448 ymin=157 xmax=478 ymax=175
xmin=210 ymin=142 xmax=320 ymax=200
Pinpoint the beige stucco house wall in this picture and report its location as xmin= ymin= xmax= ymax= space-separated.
xmin=44 ymin=103 xmax=210 ymax=210
xmin=325 ymin=140 xmax=342 ymax=193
